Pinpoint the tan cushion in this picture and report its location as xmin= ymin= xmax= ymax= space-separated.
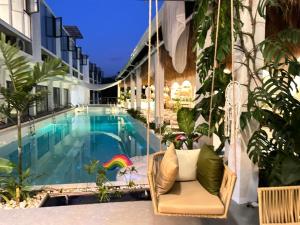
xmin=156 ymin=144 xmax=179 ymax=196
xmin=176 ymin=149 xmax=201 ymax=181
xmin=158 ymin=181 xmax=224 ymax=215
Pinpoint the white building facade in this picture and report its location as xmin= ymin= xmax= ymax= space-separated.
xmin=0 ymin=0 xmax=103 ymax=117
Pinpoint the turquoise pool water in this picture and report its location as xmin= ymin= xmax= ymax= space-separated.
xmin=0 ymin=109 xmax=157 ymax=185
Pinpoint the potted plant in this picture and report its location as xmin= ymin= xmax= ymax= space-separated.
xmin=246 ymin=59 xmax=300 ymax=187
xmin=162 ymin=107 xmax=209 ymax=150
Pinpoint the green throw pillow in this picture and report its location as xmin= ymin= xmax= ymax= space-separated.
xmin=197 ymin=145 xmax=224 ymax=195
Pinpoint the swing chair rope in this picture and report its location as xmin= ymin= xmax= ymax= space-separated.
xmin=208 ymin=0 xmax=237 ymax=172
xmin=146 ymin=0 xmax=152 ymax=163
xmin=147 ymin=0 xmax=162 ymax=163
xmin=230 ymin=0 xmax=237 ymax=172
xmin=208 ymin=0 xmax=222 ymax=133
xmin=155 ymin=0 xmax=163 ymax=152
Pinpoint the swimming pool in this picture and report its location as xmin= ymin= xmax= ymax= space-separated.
xmin=0 ymin=108 xmax=159 ymax=185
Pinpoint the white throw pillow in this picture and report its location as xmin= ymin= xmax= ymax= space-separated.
xmin=175 ymin=149 xmax=201 ymax=181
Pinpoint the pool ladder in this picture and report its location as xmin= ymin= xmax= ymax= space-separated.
xmin=52 ymin=111 xmax=56 ymax=124
xmin=28 ymin=117 xmax=36 ymax=136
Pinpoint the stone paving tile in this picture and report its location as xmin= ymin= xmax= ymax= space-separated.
xmin=0 ymin=201 xmax=258 ymax=225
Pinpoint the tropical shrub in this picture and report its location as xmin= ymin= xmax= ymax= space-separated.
xmin=244 ymin=2 xmax=300 ymax=187
xmin=0 ymin=33 xmax=67 ymax=204
xmin=246 ymin=64 xmax=300 ymax=186
xmin=0 ymin=158 xmax=31 ymax=203
xmin=127 ymin=109 xmax=167 ymax=134
xmin=84 ymin=160 xmax=111 ymax=202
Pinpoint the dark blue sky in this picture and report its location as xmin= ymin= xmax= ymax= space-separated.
xmin=46 ymin=0 xmax=162 ymax=77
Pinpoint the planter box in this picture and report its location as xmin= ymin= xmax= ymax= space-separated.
xmin=41 ymin=189 xmax=151 ymax=207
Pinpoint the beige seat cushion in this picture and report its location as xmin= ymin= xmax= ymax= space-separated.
xmin=156 ymin=144 xmax=179 ymax=196
xmin=176 ymin=149 xmax=201 ymax=181
xmin=158 ymin=181 xmax=224 ymax=215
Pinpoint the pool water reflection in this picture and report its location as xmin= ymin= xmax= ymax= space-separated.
xmin=0 ymin=110 xmax=157 ymax=185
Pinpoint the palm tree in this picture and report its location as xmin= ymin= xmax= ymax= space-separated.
xmin=0 ymin=33 xmax=67 ymax=204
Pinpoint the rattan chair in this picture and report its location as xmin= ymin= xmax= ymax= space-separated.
xmin=258 ymin=186 xmax=300 ymax=225
xmin=147 ymin=151 xmax=237 ymax=218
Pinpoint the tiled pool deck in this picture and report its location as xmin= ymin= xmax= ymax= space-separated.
xmin=0 ymin=201 xmax=258 ymax=225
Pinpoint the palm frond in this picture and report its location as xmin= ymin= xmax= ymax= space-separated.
xmin=0 ymin=33 xmax=31 ymax=92
xmin=31 ymin=58 xmax=68 ymax=85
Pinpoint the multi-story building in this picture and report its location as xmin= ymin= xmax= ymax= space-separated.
xmin=0 ymin=0 xmax=103 ymax=117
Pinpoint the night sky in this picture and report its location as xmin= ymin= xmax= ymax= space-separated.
xmin=46 ymin=0 xmax=162 ymax=77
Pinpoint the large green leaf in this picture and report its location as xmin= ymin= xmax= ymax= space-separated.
xmin=0 ymin=158 xmax=15 ymax=174
xmin=177 ymin=108 xmax=195 ymax=136
xmin=259 ymin=29 xmax=300 ymax=65
xmin=258 ymin=0 xmax=280 ymax=18
xmin=195 ymin=123 xmax=209 ymax=136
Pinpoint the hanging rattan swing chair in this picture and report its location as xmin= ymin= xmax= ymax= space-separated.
xmin=145 ymin=0 xmax=237 ymax=218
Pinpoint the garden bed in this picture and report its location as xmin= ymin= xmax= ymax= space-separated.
xmin=42 ymin=189 xmax=151 ymax=207
xmin=0 ymin=192 xmax=48 ymax=209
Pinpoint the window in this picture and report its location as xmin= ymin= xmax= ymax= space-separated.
xmin=60 ymin=30 xmax=70 ymax=63
xmin=36 ymin=85 xmax=48 ymax=114
xmin=63 ymin=89 xmax=69 ymax=107
xmin=53 ymin=87 xmax=61 ymax=109
xmin=76 ymin=47 xmax=81 ymax=59
xmin=81 ymin=55 xmax=88 ymax=65
xmin=72 ymin=49 xmax=77 ymax=69
xmin=40 ymin=2 xmax=56 ymax=54
xmin=0 ymin=0 xmax=32 ymax=38
xmin=67 ymin=37 xmax=75 ymax=51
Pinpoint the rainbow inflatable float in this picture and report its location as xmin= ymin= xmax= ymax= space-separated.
xmin=102 ymin=154 xmax=133 ymax=170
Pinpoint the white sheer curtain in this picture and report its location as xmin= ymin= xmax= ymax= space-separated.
xmin=161 ymin=1 xmax=189 ymax=74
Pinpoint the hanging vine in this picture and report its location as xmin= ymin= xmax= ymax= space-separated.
xmin=194 ymin=0 xmax=239 ymax=153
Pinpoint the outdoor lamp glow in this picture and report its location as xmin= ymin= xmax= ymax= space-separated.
xmin=171 ymin=82 xmax=179 ymax=90
xmin=223 ymin=68 xmax=231 ymax=74
xmin=182 ymin=80 xmax=191 ymax=88
xmin=11 ymin=109 xmax=17 ymax=115
xmin=164 ymin=86 xmax=170 ymax=92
